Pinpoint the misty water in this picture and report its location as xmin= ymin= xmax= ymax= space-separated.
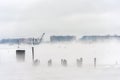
xmin=0 ymin=40 xmax=120 ymax=80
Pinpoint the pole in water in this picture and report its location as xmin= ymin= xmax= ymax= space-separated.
xmin=61 ymin=59 xmax=67 ymax=66
xmin=32 ymin=47 xmax=34 ymax=61
xmin=77 ymin=58 xmax=83 ymax=67
xmin=48 ymin=59 xmax=52 ymax=66
xmin=94 ymin=58 xmax=96 ymax=67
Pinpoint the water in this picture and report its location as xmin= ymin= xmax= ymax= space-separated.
xmin=0 ymin=40 xmax=120 ymax=80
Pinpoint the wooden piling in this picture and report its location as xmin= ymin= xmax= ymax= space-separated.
xmin=48 ymin=59 xmax=52 ymax=66
xmin=77 ymin=57 xmax=83 ymax=67
xmin=61 ymin=59 xmax=67 ymax=66
xmin=32 ymin=47 xmax=34 ymax=61
xmin=94 ymin=58 xmax=96 ymax=67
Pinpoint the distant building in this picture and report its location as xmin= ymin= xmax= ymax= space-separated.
xmin=50 ymin=36 xmax=76 ymax=42
xmin=80 ymin=35 xmax=120 ymax=42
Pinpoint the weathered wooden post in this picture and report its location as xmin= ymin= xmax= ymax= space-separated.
xmin=80 ymin=58 xmax=83 ymax=66
xmin=32 ymin=46 xmax=40 ymax=65
xmin=48 ymin=59 xmax=52 ymax=66
xmin=94 ymin=58 xmax=96 ymax=67
xmin=77 ymin=57 xmax=83 ymax=67
xmin=61 ymin=59 xmax=67 ymax=66
xmin=33 ymin=59 xmax=40 ymax=65
xmin=32 ymin=47 xmax=34 ymax=62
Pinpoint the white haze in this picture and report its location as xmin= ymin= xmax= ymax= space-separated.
xmin=0 ymin=41 xmax=120 ymax=80
xmin=0 ymin=40 xmax=120 ymax=65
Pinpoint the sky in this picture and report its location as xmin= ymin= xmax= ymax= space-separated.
xmin=0 ymin=0 xmax=120 ymax=38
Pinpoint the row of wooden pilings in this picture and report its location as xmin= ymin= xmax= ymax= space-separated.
xmin=16 ymin=47 xmax=96 ymax=67
xmin=33 ymin=47 xmax=96 ymax=67
xmin=33 ymin=58 xmax=97 ymax=67
xmin=31 ymin=47 xmax=97 ymax=67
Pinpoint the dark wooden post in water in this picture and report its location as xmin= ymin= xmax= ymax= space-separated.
xmin=94 ymin=58 xmax=96 ymax=67
xmin=32 ymin=47 xmax=34 ymax=62
xmin=16 ymin=50 xmax=25 ymax=62
xmin=61 ymin=59 xmax=67 ymax=66
xmin=77 ymin=58 xmax=83 ymax=67
xmin=48 ymin=59 xmax=52 ymax=66
xmin=80 ymin=58 xmax=83 ymax=66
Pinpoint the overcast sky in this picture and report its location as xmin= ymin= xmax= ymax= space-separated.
xmin=0 ymin=0 xmax=120 ymax=38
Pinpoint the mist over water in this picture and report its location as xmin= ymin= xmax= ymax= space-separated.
xmin=0 ymin=40 xmax=120 ymax=65
xmin=0 ymin=40 xmax=120 ymax=80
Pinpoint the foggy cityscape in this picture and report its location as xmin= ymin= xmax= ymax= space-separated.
xmin=0 ymin=0 xmax=120 ymax=80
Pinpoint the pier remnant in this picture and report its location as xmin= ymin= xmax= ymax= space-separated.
xmin=94 ymin=58 xmax=96 ymax=67
xmin=48 ymin=59 xmax=52 ymax=66
xmin=33 ymin=59 xmax=40 ymax=65
xmin=16 ymin=50 xmax=25 ymax=62
xmin=77 ymin=58 xmax=83 ymax=67
xmin=32 ymin=47 xmax=34 ymax=62
xmin=61 ymin=59 xmax=67 ymax=66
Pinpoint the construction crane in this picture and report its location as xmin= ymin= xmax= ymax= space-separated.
xmin=38 ymin=33 xmax=45 ymax=44
xmin=32 ymin=33 xmax=45 ymax=45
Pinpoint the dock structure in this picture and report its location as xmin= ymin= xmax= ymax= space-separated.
xmin=16 ymin=50 xmax=25 ymax=62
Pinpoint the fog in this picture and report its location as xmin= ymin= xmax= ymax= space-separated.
xmin=0 ymin=40 xmax=120 ymax=65
xmin=0 ymin=41 xmax=120 ymax=80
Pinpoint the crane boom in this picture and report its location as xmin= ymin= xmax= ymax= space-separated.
xmin=32 ymin=33 xmax=45 ymax=45
xmin=39 ymin=33 xmax=45 ymax=44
